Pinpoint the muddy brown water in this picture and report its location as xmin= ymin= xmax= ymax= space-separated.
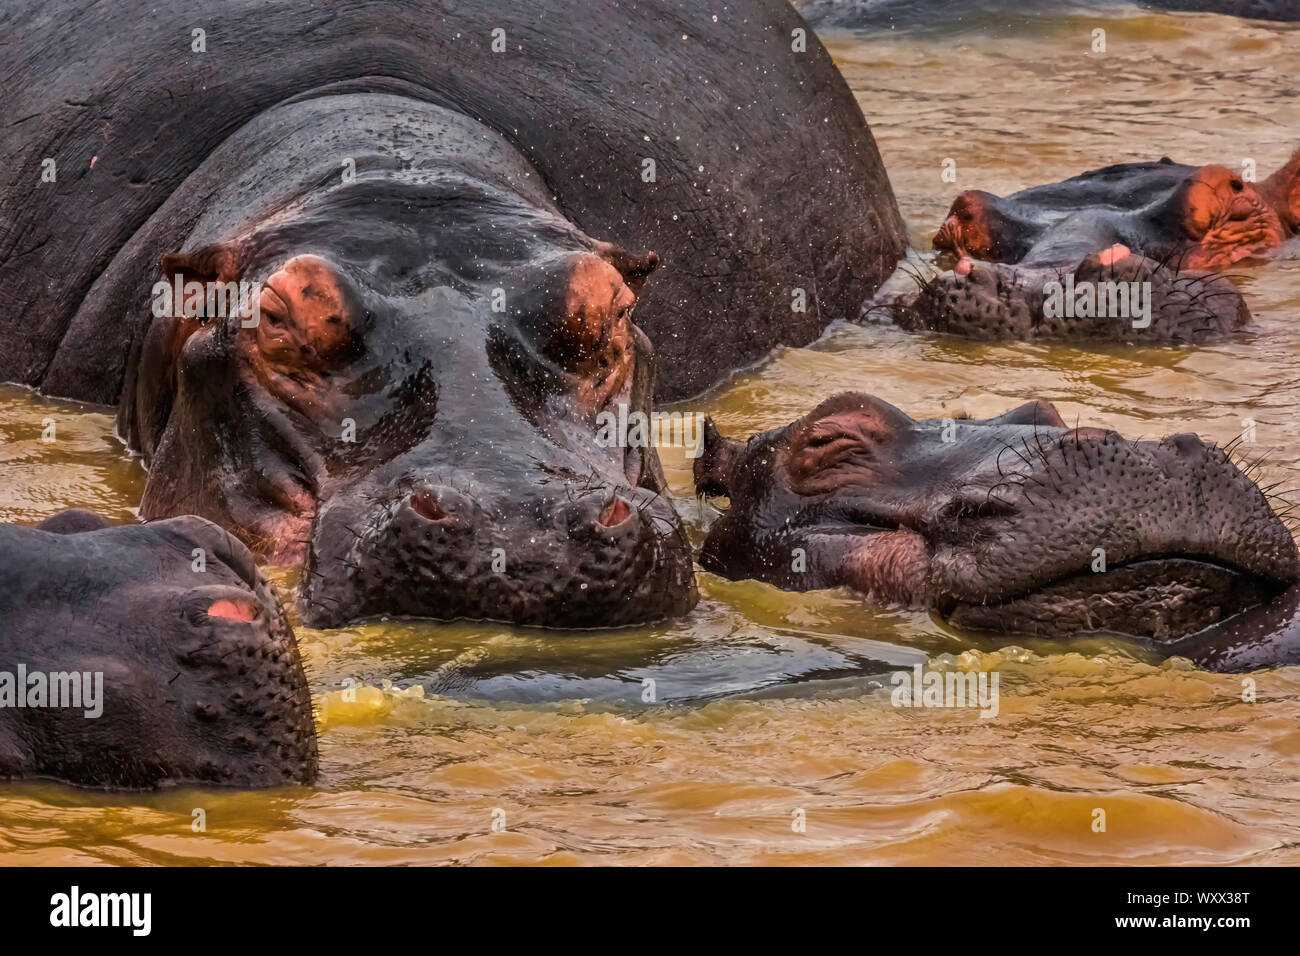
xmin=3 ymin=6 xmax=1300 ymax=865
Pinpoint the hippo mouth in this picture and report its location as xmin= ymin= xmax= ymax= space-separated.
xmin=934 ymin=555 xmax=1284 ymax=643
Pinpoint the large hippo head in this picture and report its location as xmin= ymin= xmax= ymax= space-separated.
xmin=0 ymin=513 xmax=316 ymax=788
xmin=694 ymin=393 xmax=1299 ymax=643
xmin=117 ymin=95 xmax=696 ymax=629
xmin=877 ymin=153 xmax=1300 ymax=342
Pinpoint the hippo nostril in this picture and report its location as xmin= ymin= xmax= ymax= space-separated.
xmin=207 ymin=598 xmax=258 ymax=622
xmin=597 ymin=496 xmax=634 ymax=528
xmin=410 ymin=490 xmax=448 ymax=522
xmin=182 ymin=586 xmax=265 ymax=626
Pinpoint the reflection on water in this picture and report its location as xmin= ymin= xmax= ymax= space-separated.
xmin=2 ymin=3 xmax=1300 ymax=864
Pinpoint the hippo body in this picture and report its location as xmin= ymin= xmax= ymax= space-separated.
xmin=0 ymin=0 xmax=905 ymax=406
xmin=694 ymin=394 xmax=1300 ymax=661
xmin=877 ymin=153 xmax=1299 ymax=342
xmin=0 ymin=513 xmax=316 ymax=788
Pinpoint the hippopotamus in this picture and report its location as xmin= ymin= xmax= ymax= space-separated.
xmin=693 ymin=393 xmax=1300 ymax=665
xmin=112 ymin=94 xmax=700 ymax=629
xmin=0 ymin=511 xmax=316 ymax=788
xmin=0 ymin=0 xmax=905 ymax=629
xmin=874 ymin=153 xmax=1300 ymax=342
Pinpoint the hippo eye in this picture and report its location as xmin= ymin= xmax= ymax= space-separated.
xmin=1230 ymin=179 xmax=1244 ymax=192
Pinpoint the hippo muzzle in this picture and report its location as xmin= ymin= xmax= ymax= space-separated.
xmin=0 ymin=513 xmax=316 ymax=789
xmin=695 ymin=393 xmax=1299 ymax=646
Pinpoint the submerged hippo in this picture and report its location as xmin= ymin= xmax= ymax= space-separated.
xmin=876 ymin=153 xmax=1300 ymax=341
xmin=0 ymin=0 xmax=905 ymax=629
xmin=116 ymin=94 xmax=697 ymax=629
xmin=694 ymin=394 xmax=1300 ymax=664
xmin=0 ymin=512 xmax=316 ymax=788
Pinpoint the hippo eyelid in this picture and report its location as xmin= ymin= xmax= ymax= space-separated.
xmin=805 ymin=432 xmax=864 ymax=449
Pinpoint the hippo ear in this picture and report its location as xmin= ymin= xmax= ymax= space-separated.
xmin=160 ymin=242 xmax=243 ymax=284
xmin=35 ymin=509 xmax=114 ymax=535
xmin=987 ymin=400 xmax=1067 ymax=429
xmin=1261 ymin=148 xmax=1300 ymax=233
xmin=592 ymin=240 xmax=661 ymax=296
xmin=693 ymin=418 xmax=745 ymax=498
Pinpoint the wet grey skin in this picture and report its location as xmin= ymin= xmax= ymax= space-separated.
xmin=116 ymin=95 xmax=697 ymax=629
xmin=694 ymin=393 xmax=1300 ymax=657
xmin=0 ymin=512 xmax=316 ymax=789
xmin=1167 ymin=582 xmax=1300 ymax=671
xmin=870 ymin=155 xmax=1300 ymax=342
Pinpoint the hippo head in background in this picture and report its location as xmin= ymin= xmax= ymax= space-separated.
xmin=0 ymin=512 xmax=316 ymax=788
xmin=694 ymin=393 xmax=1299 ymax=643
xmin=118 ymin=96 xmax=696 ymax=630
xmin=875 ymin=152 xmax=1300 ymax=342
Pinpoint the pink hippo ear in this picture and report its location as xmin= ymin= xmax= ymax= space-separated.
xmin=1260 ymin=149 xmax=1300 ymax=235
xmin=591 ymin=240 xmax=661 ymax=296
xmin=159 ymin=241 xmax=243 ymax=285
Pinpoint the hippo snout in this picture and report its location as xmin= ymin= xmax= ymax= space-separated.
xmin=300 ymin=480 xmax=697 ymax=629
xmin=0 ymin=514 xmax=318 ymax=789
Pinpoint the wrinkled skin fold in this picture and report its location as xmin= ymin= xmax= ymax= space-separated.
xmin=694 ymin=393 xmax=1299 ymax=652
xmin=871 ymin=154 xmax=1300 ymax=342
xmin=0 ymin=512 xmax=316 ymax=789
xmin=117 ymin=95 xmax=696 ymax=629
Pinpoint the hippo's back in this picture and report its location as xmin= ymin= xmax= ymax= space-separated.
xmin=1006 ymin=159 xmax=1196 ymax=212
xmin=0 ymin=0 xmax=905 ymax=404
